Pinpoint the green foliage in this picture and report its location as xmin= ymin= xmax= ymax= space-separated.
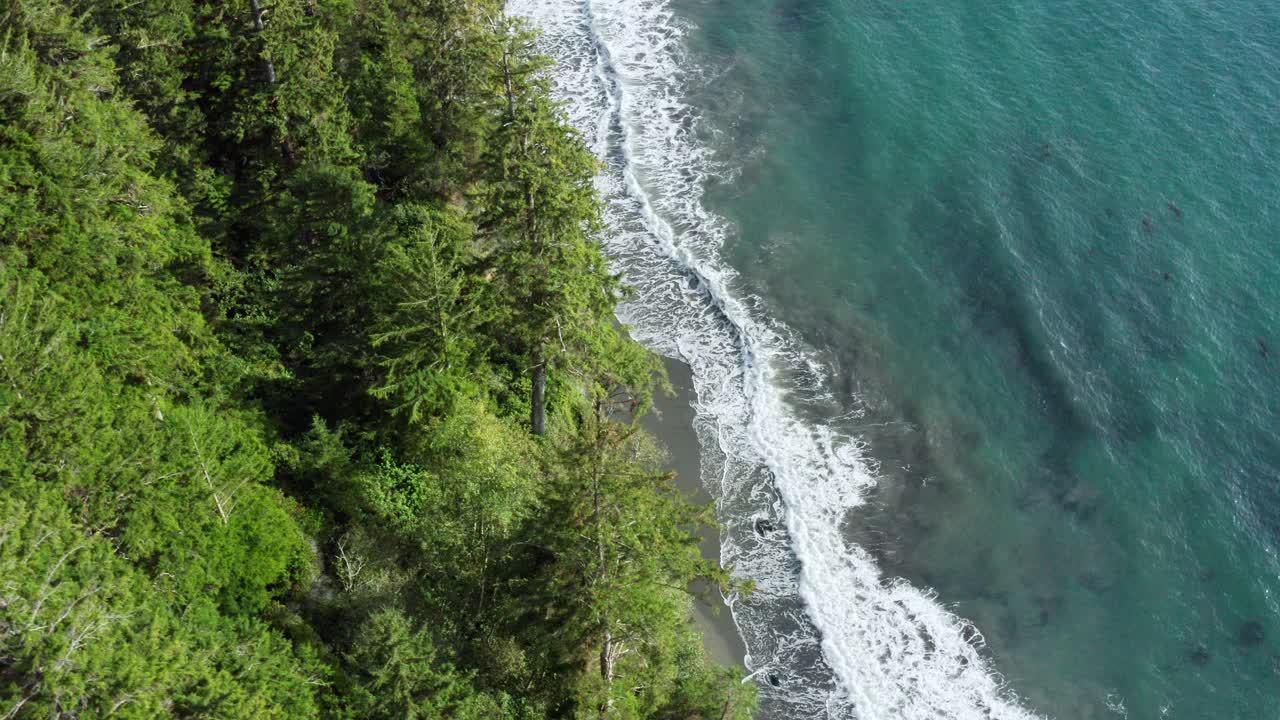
xmin=476 ymin=20 xmax=654 ymax=434
xmin=522 ymin=399 xmax=752 ymax=718
xmin=1 ymin=0 xmax=756 ymax=717
xmin=0 ymin=484 xmax=322 ymax=719
xmin=259 ymin=161 xmax=383 ymax=411
xmin=372 ymin=204 xmax=492 ymax=421
xmin=132 ymin=400 xmax=314 ymax=614
xmin=0 ymin=24 xmax=210 ymax=388
xmin=344 ymin=608 xmax=513 ymax=720
xmin=0 ymin=265 xmax=312 ymax=618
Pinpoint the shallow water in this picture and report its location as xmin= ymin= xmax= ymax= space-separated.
xmin=512 ymin=0 xmax=1280 ymax=716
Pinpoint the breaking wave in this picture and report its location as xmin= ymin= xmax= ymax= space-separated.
xmin=505 ymin=0 xmax=1045 ymax=717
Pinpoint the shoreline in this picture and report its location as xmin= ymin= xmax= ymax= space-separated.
xmin=644 ymin=356 xmax=750 ymax=669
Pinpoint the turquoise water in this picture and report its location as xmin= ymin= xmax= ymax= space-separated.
xmin=677 ymin=0 xmax=1280 ymax=716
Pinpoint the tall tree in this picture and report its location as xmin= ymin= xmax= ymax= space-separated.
xmin=511 ymin=384 xmax=754 ymax=718
xmin=481 ymin=20 xmax=612 ymax=435
xmin=371 ymin=204 xmax=491 ymax=422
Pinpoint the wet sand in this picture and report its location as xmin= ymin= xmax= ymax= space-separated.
xmin=645 ymin=356 xmax=749 ymax=669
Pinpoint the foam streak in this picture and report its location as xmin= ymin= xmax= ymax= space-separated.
xmin=506 ymin=1 xmax=1045 ymax=717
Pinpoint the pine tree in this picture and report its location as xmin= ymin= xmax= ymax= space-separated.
xmin=480 ymin=19 xmax=614 ymax=436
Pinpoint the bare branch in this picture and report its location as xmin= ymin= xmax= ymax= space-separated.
xmin=334 ymin=536 xmax=367 ymax=593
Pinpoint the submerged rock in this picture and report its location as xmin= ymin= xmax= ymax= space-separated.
xmin=1057 ymin=481 xmax=1100 ymax=519
xmin=1238 ymin=621 xmax=1266 ymax=647
xmin=1078 ymin=570 xmax=1114 ymax=594
xmin=1189 ymin=644 xmax=1211 ymax=667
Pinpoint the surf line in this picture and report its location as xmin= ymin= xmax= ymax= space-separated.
xmin=507 ymin=0 xmax=1047 ymax=717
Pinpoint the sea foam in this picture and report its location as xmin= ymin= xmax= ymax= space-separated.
xmin=505 ymin=0 xmax=1045 ymax=717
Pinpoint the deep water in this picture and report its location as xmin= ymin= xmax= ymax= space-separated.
xmin=677 ymin=0 xmax=1280 ymax=716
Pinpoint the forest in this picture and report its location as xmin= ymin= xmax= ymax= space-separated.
xmin=0 ymin=0 xmax=755 ymax=717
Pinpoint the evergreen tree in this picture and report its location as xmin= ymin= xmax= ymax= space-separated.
xmin=1 ymin=1 xmax=757 ymax=716
xmin=480 ymin=20 xmax=617 ymax=435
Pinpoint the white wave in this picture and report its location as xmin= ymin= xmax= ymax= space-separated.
xmin=505 ymin=0 xmax=1046 ymax=717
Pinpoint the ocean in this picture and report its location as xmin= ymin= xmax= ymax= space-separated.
xmin=506 ymin=0 xmax=1280 ymax=717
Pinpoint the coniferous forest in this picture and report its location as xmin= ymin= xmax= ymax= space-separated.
xmin=0 ymin=1 xmax=756 ymax=717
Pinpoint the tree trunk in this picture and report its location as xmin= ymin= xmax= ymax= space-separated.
xmin=249 ymin=0 xmax=276 ymax=85
xmin=592 ymin=400 xmax=615 ymax=697
xmin=600 ymin=626 xmax=615 ymax=685
xmin=531 ymin=354 xmax=546 ymax=436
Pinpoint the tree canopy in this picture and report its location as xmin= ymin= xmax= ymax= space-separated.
xmin=0 ymin=1 xmax=755 ymax=717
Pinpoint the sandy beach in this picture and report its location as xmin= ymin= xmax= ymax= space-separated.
xmin=645 ymin=357 xmax=749 ymax=669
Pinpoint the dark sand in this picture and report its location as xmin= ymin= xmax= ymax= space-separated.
xmin=644 ymin=356 xmax=749 ymax=669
